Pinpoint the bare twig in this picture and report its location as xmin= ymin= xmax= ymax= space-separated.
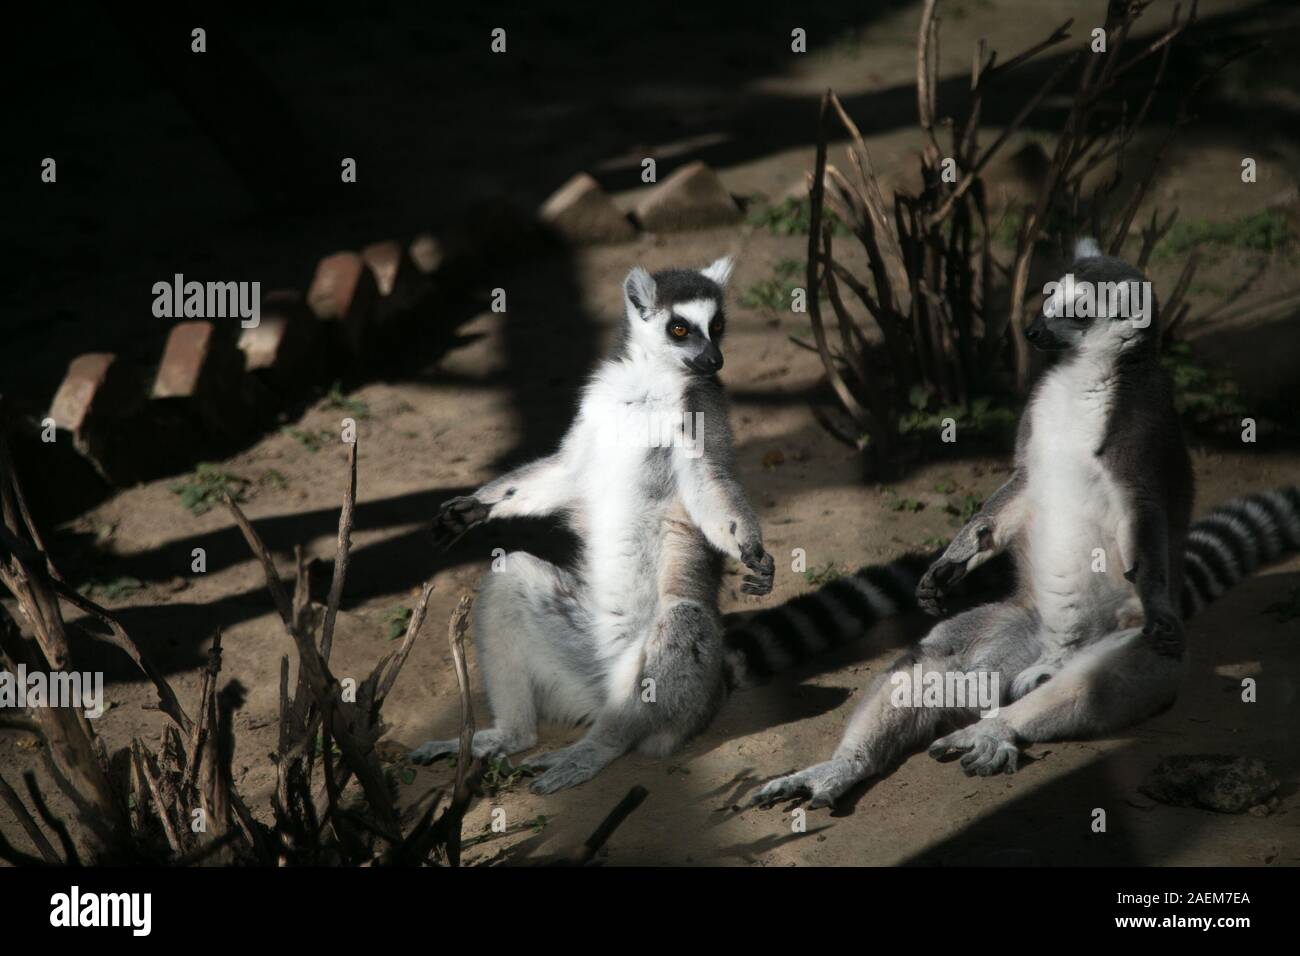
xmin=0 ymin=772 xmax=61 ymax=864
xmin=319 ymin=440 xmax=357 ymax=663
xmin=446 ymin=594 xmax=476 ymax=867
xmin=566 ymin=785 xmax=650 ymax=866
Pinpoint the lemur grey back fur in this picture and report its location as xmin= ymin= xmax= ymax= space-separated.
xmin=410 ymin=256 xmax=776 ymax=794
xmin=749 ymin=242 xmax=1300 ymax=808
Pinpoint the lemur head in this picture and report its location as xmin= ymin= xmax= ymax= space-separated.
xmin=622 ymin=257 xmax=735 ymax=375
xmin=1026 ymin=239 xmax=1158 ymax=358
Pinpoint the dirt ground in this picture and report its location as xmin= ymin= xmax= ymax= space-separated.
xmin=3 ymin=0 xmax=1299 ymax=865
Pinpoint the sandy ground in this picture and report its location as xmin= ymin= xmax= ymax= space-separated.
xmin=3 ymin=0 xmax=1299 ymax=865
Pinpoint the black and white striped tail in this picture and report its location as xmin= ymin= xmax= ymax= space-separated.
xmin=1181 ymin=486 xmax=1300 ymax=618
xmin=723 ymin=485 xmax=1300 ymax=690
xmin=721 ymin=552 xmax=935 ymax=690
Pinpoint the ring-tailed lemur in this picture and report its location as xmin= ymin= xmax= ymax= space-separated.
xmin=745 ymin=240 xmax=1300 ymax=807
xmin=409 ymin=257 xmax=777 ymax=794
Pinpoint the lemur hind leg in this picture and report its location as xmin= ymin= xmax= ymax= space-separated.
xmin=409 ymin=551 xmax=603 ymax=764
xmin=753 ymin=602 xmax=1042 ymax=807
xmin=527 ymin=599 xmax=726 ymax=794
xmin=930 ymin=626 xmax=1183 ymax=774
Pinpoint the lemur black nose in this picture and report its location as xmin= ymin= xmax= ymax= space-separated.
xmin=690 ymin=344 xmax=723 ymax=373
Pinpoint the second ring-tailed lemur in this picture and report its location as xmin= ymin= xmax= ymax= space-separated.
xmin=409 ymin=257 xmax=777 ymax=793
xmin=745 ymin=240 xmax=1300 ymax=807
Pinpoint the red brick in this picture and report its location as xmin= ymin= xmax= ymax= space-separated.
xmin=306 ymin=251 xmax=378 ymax=353
xmin=47 ymin=353 xmax=142 ymax=484
xmin=408 ymin=233 xmax=444 ymax=275
xmin=152 ymin=321 xmax=256 ymax=441
xmin=237 ymin=289 xmax=327 ymax=393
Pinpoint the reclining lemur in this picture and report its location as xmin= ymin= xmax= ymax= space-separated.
xmin=746 ymin=239 xmax=1299 ymax=807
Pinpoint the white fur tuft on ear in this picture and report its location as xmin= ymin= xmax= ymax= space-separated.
xmin=701 ymin=256 xmax=735 ymax=287
xmin=1073 ymin=237 xmax=1103 ymax=260
xmin=624 ymin=266 xmax=657 ymax=318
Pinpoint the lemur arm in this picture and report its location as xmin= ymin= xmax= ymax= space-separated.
xmin=473 ymin=453 xmax=574 ymax=519
xmin=673 ymin=438 xmax=774 ymax=596
xmin=1121 ymin=493 xmax=1183 ymax=656
xmin=432 ymin=453 xmax=573 ymax=549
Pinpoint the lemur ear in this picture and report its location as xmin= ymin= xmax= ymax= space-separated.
xmin=701 ymin=255 xmax=735 ymax=287
xmin=624 ymin=266 xmax=657 ymax=319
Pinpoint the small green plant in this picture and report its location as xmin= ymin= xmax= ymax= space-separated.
xmin=1161 ymin=342 xmax=1247 ymax=433
xmin=83 ymin=576 xmax=145 ymax=601
xmin=741 ymin=259 xmax=803 ymax=311
xmin=313 ymin=733 xmax=343 ymax=760
xmin=804 ymin=562 xmax=844 ymax=586
xmin=170 ymin=463 xmax=250 ymax=515
xmin=283 ymin=427 xmax=334 ymax=453
xmin=480 ymin=756 xmax=534 ymax=795
xmin=897 ymin=388 xmax=1018 ymax=445
xmin=945 ymin=493 xmax=982 ymax=526
xmin=884 ymin=489 xmax=925 ymax=513
xmin=259 ymin=469 xmax=289 ymax=490
xmin=747 ymin=197 xmax=848 ymax=237
xmin=1154 ymin=209 xmax=1291 ymax=261
xmin=323 ymin=382 xmax=371 ymax=419
xmin=933 ymin=479 xmax=957 ymax=494
xmin=382 ymin=605 xmax=413 ymax=641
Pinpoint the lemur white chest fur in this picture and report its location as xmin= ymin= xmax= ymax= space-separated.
xmin=1024 ymin=352 xmax=1132 ymax=639
xmin=569 ymin=354 xmax=698 ymax=626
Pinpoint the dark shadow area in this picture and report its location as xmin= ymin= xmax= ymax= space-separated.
xmin=9 ymin=0 xmax=1300 ymax=505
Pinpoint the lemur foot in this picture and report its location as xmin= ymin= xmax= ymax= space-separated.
xmin=928 ymin=718 xmax=1020 ymax=776
xmin=1142 ymin=609 xmax=1184 ymax=660
xmin=431 ymin=495 xmax=490 ymax=551
xmin=524 ymin=743 xmax=613 ymax=794
xmin=407 ymin=728 xmax=533 ymax=764
xmin=739 ymin=542 xmax=775 ymax=596
xmin=750 ymin=758 xmax=863 ymax=809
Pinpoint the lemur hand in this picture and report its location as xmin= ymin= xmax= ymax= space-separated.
xmin=431 ymin=496 xmax=489 ymax=550
xmin=916 ymin=524 xmax=990 ymax=616
xmin=739 ymin=541 xmax=775 ymax=596
xmin=1142 ymin=605 xmax=1184 ymax=659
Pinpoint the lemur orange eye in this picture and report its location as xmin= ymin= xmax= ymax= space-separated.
xmin=670 ymin=323 xmax=689 ymax=339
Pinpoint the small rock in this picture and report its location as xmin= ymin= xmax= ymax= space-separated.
xmin=1139 ymin=754 xmax=1279 ymax=814
xmin=635 ymin=161 xmax=742 ymax=232
xmin=1214 ymin=660 xmax=1262 ymax=680
xmin=538 ymin=172 xmax=636 ymax=244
